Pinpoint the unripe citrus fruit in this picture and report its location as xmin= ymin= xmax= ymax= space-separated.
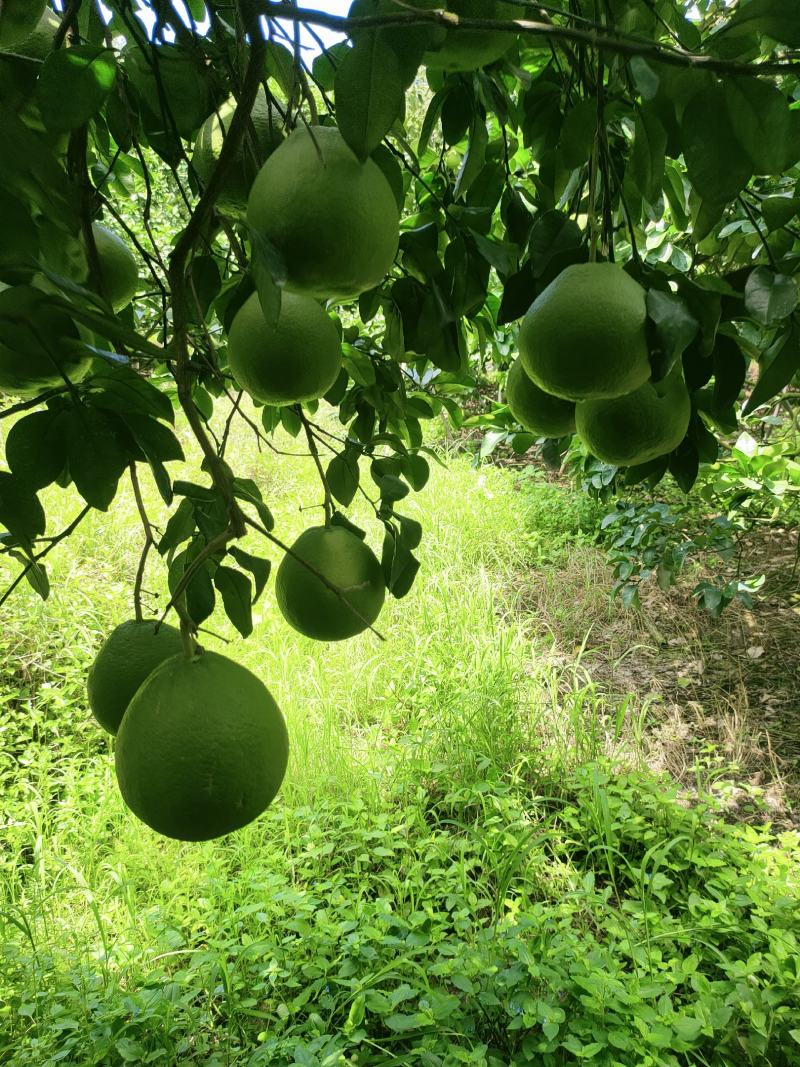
xmin=227 ymin=291 xmax=342 ymax=406
xmin=505 ymin=357 xmax=576 ymax=438
xmin=576 ymin=370 xmax=691 ymax=467
xmin=0 ymin=284 xmax=90 ymax=396
xmin=424 ymin=0 xmax=517 ymax=72
xmin=87 ymin=618 xmax=184 ymax=735
xmin=192 ymin=89 xmax=283 ymax=218
xmin=276 ymin=525 xmax=385 ymax=641
xmin=519 ymin=263 xmax=652 ymax=401
xmin=115 ymin=650 xmax=289 ymax=841
xmin=2 ymin=4 xmax=58 ymax=58
xmin=92 ymin=224 xmax=138 ymax=311
xmin=125 ymin=44 xmax=212 ymax=139
xmin=247 ymin=125 xmax=400 ymax=301
xmin=0 ymin=0 xmax=45 ymax=48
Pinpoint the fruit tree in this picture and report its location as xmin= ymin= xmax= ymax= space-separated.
xmin=1 ymin=0 xmax=799 ymax=840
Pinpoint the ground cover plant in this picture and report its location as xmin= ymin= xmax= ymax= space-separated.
xmin=1 ymin=0 xmax=800 ymax=1063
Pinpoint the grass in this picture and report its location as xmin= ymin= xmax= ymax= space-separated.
xmin=1 ymin=411 xmax=799 ymax=1066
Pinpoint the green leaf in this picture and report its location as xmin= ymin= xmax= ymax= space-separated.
xmin=6 ymin=410 xmax=67 ymax=491
xmin=381 ymin=529 xmax=420 ymax=600
xmin=762 ymin=195 xmax=800 ymax=232
xmin=743 ymin=320 xmax=800 ymax=414
xmin=744 ymin=268 xmax=798 ymax=326
xmin=559 ymin=98 xmax=597 ymax=170
xmin=454 ymin=113 xmax=488 ymax=201
xmin=400 ymin=454 xmax=429 ymax=491
xmin=669 ymin=436 xmax=699 ymax=493
xmin=248 ymin=228 xmax=285 ymax=329
xmin=264 ymin=40 xmax=297 ymax=98
xmin=727 ymin=78 xmax=800 ymax=175
xmin=312 ymin=42 xmax=352 ymax=92
xmin=630 ymin=103 xmax=667 ymax=206
xmin=65 ymin=409 xmax=128 ymax=511
xmin=371 ymin=144 xmax=404 ymax=210
xmin=87 ymin=366 xmax=175 ymax=423
xmin=214 ymin=566 xmax=253 ymax=637
xmin=121 ymin=414 xmax=184 ymax=464
xmin=681 ymin=88 xmax=752 ymax=206
xmin=327 ymin=450 xmax=360 ymax=507
xmin=228 ymin=547 xmax=271 ymax=604
xmin=712 ymin=334 xmax=748 ymax=416
xmin=24 ymin=559 xmax=50 ymax=601
xmin=718 ymin=0 xmax=800 ymax=46
xmin=0 ymin=472 xmax=45 ymax=544
xmin=528 ymin=211 xmax=583 ymax=278
xmin=36 ymin=46 xmax=117 ymax=132
xmin=646 ymin=289 xmax=699 ymax=379
xmin=335 ymin=32 xmax=405 ymax=160
xmin=441 ymin=82 xmax=473 ymax=146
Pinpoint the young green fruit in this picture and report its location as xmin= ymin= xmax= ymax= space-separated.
xmin=505 ymin=357 xmax=576 ymax=438
xmin=576 ymin=370 xmax=691 ymax=467
xmin=519 ymin=263 xmax=652 ymax=401
xmin=227 ymin=291 xmax=342 ymax=406
xmin=192 ymin=89 xmax=283 ymax=218
xmin=247 ymin=125 xmax=400 ymax=301
xmin=423 ymin=0 xmax=518 ymax=72
xmin=115 ymin=650 xmax=289 ymax=841
xmin=87 ymin=619 xmax=184 ymax=735
xmin=0 ymin=0 xmax=46 ymax=48
xmin=92 ymin=224 xmax=139 ymax=312
xmin=276 ymin=525 xmax=386 ymax=641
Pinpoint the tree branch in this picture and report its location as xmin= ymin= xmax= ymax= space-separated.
xmin=259 ymin=4 xmax=800 ymax=77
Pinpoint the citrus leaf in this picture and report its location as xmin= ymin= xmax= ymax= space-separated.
xmin=718 ymin=0 xmax=800 ymax=46
xmin=646 ymin=289 xmax=699 ymax=379
xmin=214 ymin=566 xmax=253 ymax=637
xmin=727 ymin=78 xmax=800 ymax=175
xmin=327 ymin=451 xmax=360 ymax=507
xmin=335 ymin=32 xmax=405 ymax=160
xmin=0 ymin=472 xmax=45 ymax=544
xmin=762 ymin=195 xmax=800 ymax=232
xmin=65 ymin=409 xmax=128 ymax=511
xmin=630 ymin=103 xmax=667 ymax=206
xmin=559 ymin=98 xmax=597 ymax=170
xmin=743 ymin=320 xmax=800 ymax=414
xmin=6 ymin=410 xmax=68 ymax=491
xmin=681 ymin=88 xmax=752 ymax=206
xmin=228 ymin=547 xmax=271 ymax=605
xmin=744 ymin=267 xmax=798 ymax=326
xmin=36 ymin=46 xmax=117 ymax=132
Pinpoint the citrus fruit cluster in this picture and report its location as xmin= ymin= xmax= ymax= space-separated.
xmin=507 ymin=263 xmax=691 ymax=468
xmin=89 ymin=621 xmax=289 ymax=842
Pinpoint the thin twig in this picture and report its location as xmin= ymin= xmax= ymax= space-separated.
xmin=300 ymin=410 xmax=333 ymax=524
xmin=0 ymin=506 xmax=92 ymax=610
xmin=129 ymin=463 xmax=155 ymax=623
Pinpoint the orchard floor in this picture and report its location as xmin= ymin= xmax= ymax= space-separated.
xmin=1 ymin=414 xmax=799 ymax=1067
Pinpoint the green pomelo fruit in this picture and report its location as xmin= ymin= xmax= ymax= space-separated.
xmin=505 ymin=357 xmax=576 ymax=438
xmin=87 ymin=618 xmax=184 ymax=735
xmin=115 ymin=650 xmax=289 ymax=841
xmin=125 ymin=44 xmax=212 ymax=139
xmin=247 ymin=125 xmax=400 ymax=301
xmin=0 ymin=0 xmax=46 ymax=48
xmin=227 ymin=291 xmax=342 ymax=406
xmin=519 ymin=262 xmax=652 ymax=401
xmin=424 ymin=0 xmax=517 ymax=72
xmin=192 ymin=89 xmax=283 ymax=218
xmin=0 ymin=284 xmax=90 ymax=396
xmin=92 ymin=223 xmax=138 ymax=311
xmin=576 ymin=370 xmax=691 ymax=467
xmin=276 ymin=525 xmax=386 ymax=641
xmin=1 ymin=4 xmax=58 ymax=58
